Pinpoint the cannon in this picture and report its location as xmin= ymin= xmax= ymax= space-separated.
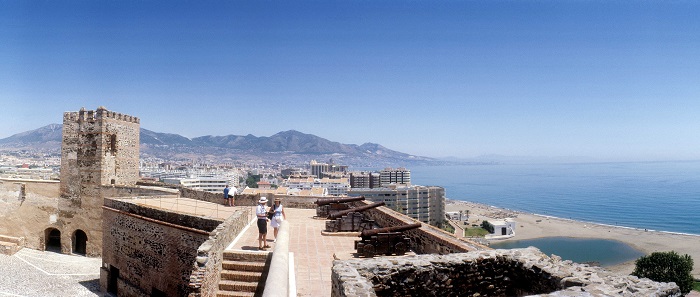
xmin=355 ymin=223 xmax=421 ymax=257
xmin=314 ymin=196 xmax=366 ymax=217
xmin=325 ymin=202 xmax=385 ymax=232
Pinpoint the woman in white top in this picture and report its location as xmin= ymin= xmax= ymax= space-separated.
xmin=270 ymin=197 xmax=287 ymax=242
xmin=256 ymin=197 xmax=270 ymax=250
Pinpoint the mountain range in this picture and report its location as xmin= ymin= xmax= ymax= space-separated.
xmin=0 ymin=124 xmax=435 ymax=166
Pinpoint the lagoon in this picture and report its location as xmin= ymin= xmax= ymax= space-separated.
xmin=489 ymin=237 xmax=644 ymax=267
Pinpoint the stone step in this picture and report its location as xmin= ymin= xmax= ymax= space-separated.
xmin=221 ymin=270 xmax=263 ymax=282
xmin=215 ymin=290 xmax=255 ymax=297
xmin=0 ymin=241 xmax=21 ymax=256
xmin=223 ymin=250 xmax=270 ymax=262
xmin=222 ymin=260 xmax=266 ymax=272
xmin=0 ymin=235 xmax=23 ymax=244
xmin=218 ymin=280 xmax=258 ymax=293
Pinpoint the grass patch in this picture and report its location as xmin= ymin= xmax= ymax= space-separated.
xmin=463 ymin=227 xmax=489 ymax=237
xmin=440 ymin=220 xmax=455 ymax=234
xmin=693 ymin=280 xmax=700 ymax=292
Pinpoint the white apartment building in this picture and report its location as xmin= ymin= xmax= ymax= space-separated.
xmin=284 ymin=176 xmax=350 ymax=196
xmin=348 ymin=184 xmax=445 ymax=226
xmin=162 ymin=177 xmax=233 ymax=194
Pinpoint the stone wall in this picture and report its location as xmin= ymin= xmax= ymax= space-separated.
xmin=331 ymin=247 xmax=682 ymax=297
xmin=0 ymin=179 xmax=60 ymax=250
xmin=187 ymin=207 xmax=252 ymax=297
xmin=101 ymin=197 xmax=221 ymax=297
xmin=135 ymin=181 xmax=321 ymax=208
xmin=353 ymin=200 xmax=488 ymax=254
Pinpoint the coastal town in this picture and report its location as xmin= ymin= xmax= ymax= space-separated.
xmin=1 ymin=109 xmax=698 ymax=297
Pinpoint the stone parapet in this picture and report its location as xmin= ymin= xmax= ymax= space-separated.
xmin=331 ymin=247 xmax=681 ymax=297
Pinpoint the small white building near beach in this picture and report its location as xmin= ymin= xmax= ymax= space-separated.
xmin=485 ymin=218 xmax=516 ymax=239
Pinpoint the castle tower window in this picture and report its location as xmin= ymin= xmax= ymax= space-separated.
xmin=110 ymin=134 xmax=117 ymax=154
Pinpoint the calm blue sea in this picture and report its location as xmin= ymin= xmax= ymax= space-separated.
xmin=410 ymin=161 xmax=700 ymax=236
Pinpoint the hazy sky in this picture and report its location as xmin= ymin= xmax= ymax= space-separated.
xmin=1 ymin=1 xmax=699 ymax=161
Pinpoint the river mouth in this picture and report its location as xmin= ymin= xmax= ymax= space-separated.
xmin=489 ymin=237 xmax=644 ymax=267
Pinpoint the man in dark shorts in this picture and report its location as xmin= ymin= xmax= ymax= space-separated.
xmin=256 ymin=197 xmax=270 ymax=250
xmin=223 ymin=185 xmax=231 ymax=206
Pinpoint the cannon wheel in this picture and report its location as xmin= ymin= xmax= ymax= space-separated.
xmin=362 ymin=244 xmax=375 ymax=258
xmin=394 ymin=242 xmax=407 ymax=255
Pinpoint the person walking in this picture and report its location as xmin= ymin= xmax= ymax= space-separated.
xmin=256 ymin=197 xmax=271 ymax=250
xmin=269 ymin=197 xmax=287 ymax=242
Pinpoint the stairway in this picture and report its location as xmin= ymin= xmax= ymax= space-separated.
xmin=0 ymin=235 xmax=24 ymax=256
xmin=217 ymin=250 xmax=271 ymax=297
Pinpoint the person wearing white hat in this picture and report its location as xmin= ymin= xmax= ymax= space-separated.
xmin=256 ymin=197 xmax=271 ymax=250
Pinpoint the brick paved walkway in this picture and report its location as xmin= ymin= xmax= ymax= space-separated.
xmin=229 ymin=207 xmax=359 ymax=297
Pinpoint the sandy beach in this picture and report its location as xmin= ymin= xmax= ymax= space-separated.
xmin=446 ymin=199 xmax=700 ymax=278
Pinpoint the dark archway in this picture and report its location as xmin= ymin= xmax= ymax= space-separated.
xmin=45 ymin=228 xmax=61 ymax=252
xmin=73 ymin=229 xmax=87 ymax=255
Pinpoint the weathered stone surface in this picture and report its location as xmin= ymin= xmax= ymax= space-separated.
xmin=332 ymin=247 xmax=681 ymax=297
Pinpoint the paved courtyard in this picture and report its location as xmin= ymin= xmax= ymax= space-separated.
xmin=0 ymin=248 xmax=102 ymax=297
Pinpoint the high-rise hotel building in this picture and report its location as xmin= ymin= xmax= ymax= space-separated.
xmin=348 ymin=184 xmax=445 ymax=226
xmin=380 ymin=167 xmax=411 ymax=185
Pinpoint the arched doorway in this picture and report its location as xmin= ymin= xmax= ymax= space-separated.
xmin=45 ymin=228 xmax=61 ymax=252
xmin=73 ymin=229 xmax=87 ymax=255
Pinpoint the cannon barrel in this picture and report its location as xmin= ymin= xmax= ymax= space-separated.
xmin=360 ymin=223 xmax=422 ymax=239
xmin=327 ymin=202 xmax=386 ymax=219
xmin=314 ymin=196 xmax=365 ymax=206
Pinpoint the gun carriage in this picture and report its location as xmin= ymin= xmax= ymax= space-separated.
xmin=354 ymin=223 xmax=421 ymax=257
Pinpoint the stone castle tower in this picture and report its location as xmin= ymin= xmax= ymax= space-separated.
xmin=55 ymin=106 xmax=140 ymax=255
xmin=60 ymin=106 xmax=140 ymax=199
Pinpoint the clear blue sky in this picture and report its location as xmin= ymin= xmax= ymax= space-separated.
xmin=1 ymin=1 xmax=699 ymax=161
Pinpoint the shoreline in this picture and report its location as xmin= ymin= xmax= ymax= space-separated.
xmin=445 ymin=199 xmax=700 ymax=278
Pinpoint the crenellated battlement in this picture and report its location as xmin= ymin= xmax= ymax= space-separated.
xmin=63 ymin=106 xmax=140 ymax=124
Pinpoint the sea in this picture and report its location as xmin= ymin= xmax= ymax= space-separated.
xmin=409 ymin=160 xmax=700 ymax=236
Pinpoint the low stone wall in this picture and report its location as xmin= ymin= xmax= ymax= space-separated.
xmin=353 ymin=200 xmax=488 ymax=254
xmin=262 ymin=220 xmax=291 ymax=297
xmin=100 ymin=185 xmax=178 ymax=198
xmin=133 ymin=181 xmax=321 ymax=208
xmin=188 ymin=207 xmax=252 ymax=297
xmin=180 ymin=187 xmax=224 ymax=204
xmin=331 ymin=247 xmax=681 ymax=297
xmin=235 ymin=194 xmax=319 ymax=209
xmin=106 ymin=198 xmax=223 ymax=232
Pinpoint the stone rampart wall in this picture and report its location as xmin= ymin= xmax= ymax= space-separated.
xmin=332 ymin=247 xmax=681 ymax=297
xmin=101 ymin=198 xmax=217 ymax=296
xmin=352 ymin=200 xmax=488 ymax=254
xmin=187 ymin=207 xmax=251 ymax=297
